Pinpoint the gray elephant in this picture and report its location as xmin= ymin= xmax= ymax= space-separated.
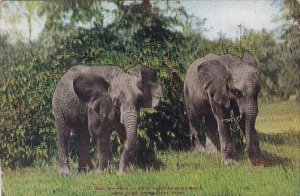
xmin=52 ymin=64 xmax=162 ymax=175
xmin=184 ymin=51 xmax=265 ymax=165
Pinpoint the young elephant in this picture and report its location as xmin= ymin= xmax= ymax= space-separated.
xmin=52 ymin=68 xmax=116 ymax=174
xmin=53 ymin=64 xmax=162 ymax=175
xmin=184 ymin=51 xmax=265 ymax=166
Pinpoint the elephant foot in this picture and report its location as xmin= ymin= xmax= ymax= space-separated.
xmin=249 ymin=155 xmax=270 ymax=166
xmin=194 ymin=144 xmax=206 ymax=154
xmin=58 ymin=166 xmax=71 ymax=175
xmin=249 ymin=149 xmax=270 ymax=166
xmin=94 ymin=168 xmax=105 ymax=174
xmin=117 ymin=165 xmax=129 ymax=176
xmin=78 ymin=166 xmax=90 ymax=173
xmin=222 ymin=153 xmax=238 ymax=165
xmin=88 ymin=160 xmax=94 ymax=170
xmin=117 ymin=170 xmax=125 ymax=176
xmin=94 ymin=165 xmax=109 ymax=174
xmin=205 ymin=144 xmax=218 ymax=156
xmin=223 ymin=158 xmax=238 ymax=166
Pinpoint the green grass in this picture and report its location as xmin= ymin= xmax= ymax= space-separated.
xmin=256 ymin=100 xmax=300 ymax=133
xmin=2 ymin=100 xmax=300 ymax=195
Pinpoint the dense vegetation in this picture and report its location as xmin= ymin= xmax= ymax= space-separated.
xmin=3 ymin=101 xmax=300 ymax=195
xmin=0 ymin=0 xmax=299 ymax=169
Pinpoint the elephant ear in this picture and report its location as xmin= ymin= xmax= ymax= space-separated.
xmin=243 ymin=51 xmax=257 ymax=67
xmin=128 ymin=65 xmax=162 ymax=108
xmin=73 ymin=74 xmax=109 ymax=112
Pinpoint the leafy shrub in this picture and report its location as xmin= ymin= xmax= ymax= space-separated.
xmin=0 ymin=58 xmax=62 ymax=168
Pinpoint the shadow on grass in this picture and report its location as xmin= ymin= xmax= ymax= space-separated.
xmin=259 ymin=131 xmax=300 ymax=146
xmin=261 ymin=151 xmax=293 ymax=168
xmin=107 ymin=148 xmax=166 ymax=172
xmin=235 ymin=151 xmax=293 ymax=168
xmin=232 ymin=131 xmax=299 ymax=168
xmin=251 ymin=131 xmax=298 ymax=167
xmin=109 ymin=155 xmax=165 ymax=172
xmin=132 ymin=147 xmax=166 ymax=171
xmin=226 ymin=150 xmax=293 ymax=168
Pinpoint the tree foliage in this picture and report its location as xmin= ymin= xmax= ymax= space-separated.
xmin=0 ymin=58 xmax=60 ymax=167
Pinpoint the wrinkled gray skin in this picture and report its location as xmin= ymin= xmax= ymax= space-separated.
xmin=184 ymin=51 xmax=264 ymax=165
xmin=52 ymin=65 xmax=162 ymax=175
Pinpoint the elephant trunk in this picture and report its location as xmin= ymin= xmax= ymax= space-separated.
xmin=118 ymin=106 xmax=139 ymax=175
xmin=244 ymin=98 xmax=262 ymax=160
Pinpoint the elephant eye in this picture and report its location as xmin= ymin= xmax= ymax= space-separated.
xmin=231 ymin=88 xmax=243 ymax=98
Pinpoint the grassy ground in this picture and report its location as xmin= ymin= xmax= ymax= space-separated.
xmin=2 ymin=100 xmax=300 ymax=195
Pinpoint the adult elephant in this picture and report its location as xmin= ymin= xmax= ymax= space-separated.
xmin=52 ymin=64 xmax=162 ymax=175
xmin=184 ymin=51 xmax=265 ymax=165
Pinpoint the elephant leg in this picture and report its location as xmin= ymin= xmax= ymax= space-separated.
xmin=116 ymin=123 xmax=126 ymax=145
xmin=189 ymin=118 xmax=205 ymax=154
xmin=205 ymin=114 xmax=219 ymax=155
xmin=97 ymin=133 xmax=112 ymax=171
xmin=215 ymin=117 xmax=235 ymax=165
xmin=210 ymin=102 xmax=236 ymax=165
xmin=184 ymin=92 xmax=205 ymax=153
xmin=215 ymin=115 xmax=237 ymax=165
xmin=248 ymin=129 xmax=267 ymax=166
xmin=77 ymin=127 xmax=93 ymax=172
xmin=56 ymin=119 xmax=71 ymax=175
xmin=245 ymin=121 xmax=265 ymax=165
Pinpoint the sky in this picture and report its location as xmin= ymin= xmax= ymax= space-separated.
xmin=0 ymin=0 xmax=283 ymax=43
xmin=173 ymin=0 xmax=282 ymax=40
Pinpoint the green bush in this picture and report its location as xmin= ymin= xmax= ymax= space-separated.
xmin=0 ymin=58 xmax=62 ymax=168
